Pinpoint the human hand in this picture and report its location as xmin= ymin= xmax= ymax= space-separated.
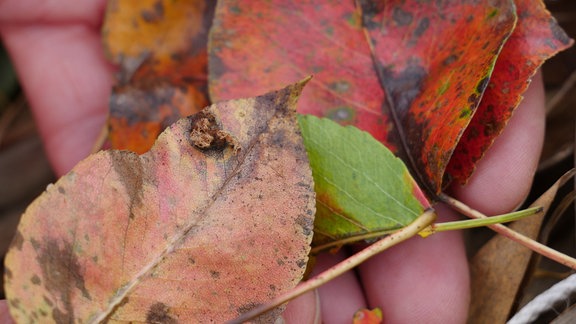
xmin=0 ymin=0 xmax=545 ymax=322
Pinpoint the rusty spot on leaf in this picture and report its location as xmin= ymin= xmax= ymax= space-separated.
xmin=146 ymin=302 xmax=177 ymax=324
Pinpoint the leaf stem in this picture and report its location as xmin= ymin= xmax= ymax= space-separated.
xmin=226 ymin=209 xmax=437 ymax=324
xmin=419 ymin=206 xmax=543 ymax=237
xmin=439 ymin=193 xmax=576 ymax=270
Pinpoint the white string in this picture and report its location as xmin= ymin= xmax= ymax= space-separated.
xmin=507 ymin=273 xmax=576 ymax=324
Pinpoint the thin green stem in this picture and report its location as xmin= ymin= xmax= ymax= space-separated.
xmin=226 ymin=209 xmax=437 ymax=324
xmin=440 ymin=193 xmax=576 ymax=270
xmin=419 ymin=206 xmax=543 ymax=237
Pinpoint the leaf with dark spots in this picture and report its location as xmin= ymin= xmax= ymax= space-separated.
xmin=102 ymin=0 xmax=215 ymax=153
xmin=209 ymin=0 xmax=392 ymax=146
xmin=3 ymin=81 xmax=315 ymax=323
xmin=207 ymin=0 xmax=532 ymax=196
xmin=360 ymin=0 xmax=517 ymax=193
xmin=445 ymin=0 xmax=574 ymax=184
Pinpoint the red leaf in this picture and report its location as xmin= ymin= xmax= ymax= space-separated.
xmin=209 ymin=0 xmax=563 ymax=194
xmin=445 ymin=0 xmax=574 ymax=184
xmin=209 ymin=1 xmax=393 ymax=146
xmin=359 ymin=0 xmax=516 ymax=193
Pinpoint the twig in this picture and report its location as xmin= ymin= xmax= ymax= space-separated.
xmin=439 ymin=193 xmax=576 ymax=269
xmin=227 ymin=209 xmax=437 ymax=323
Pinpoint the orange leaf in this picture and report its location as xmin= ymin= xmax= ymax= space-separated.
xmin=353 ymin=307 xmax=383 ymax=324
xmin=3 ymin=81 xmax=315 ymax=322
xmin=102 ymin=0 xmax=215 ymax=153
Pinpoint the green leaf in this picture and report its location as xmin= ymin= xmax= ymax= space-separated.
xmin=298 ymin=115 xmax=430 ymax=248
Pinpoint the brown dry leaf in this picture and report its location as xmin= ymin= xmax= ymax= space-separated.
xmin=3 ymin=81 xmax=315 ymax=323
xmin=468 ymin=169 xmax=576 ymax=323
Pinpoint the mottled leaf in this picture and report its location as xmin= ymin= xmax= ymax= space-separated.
xmin=445 ymin=0 xmax=574 ymax=184
xmin=298 ymin=115 xmax=429 ymax=247
xmin=359 ymin=0 xmax=516 ymax=193
xmin=208 ymin=0 xmax=524 ymax=195
xmin=3 ymin=81 xmax=315 ymax=322
xmin=102 ymin=0 xmax=215 ymax=153
xmin=209 ymin=1 xmax=391 ymax=143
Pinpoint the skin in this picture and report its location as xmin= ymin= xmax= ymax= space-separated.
xmin=0 ymin=0 xmax=545 ymax=322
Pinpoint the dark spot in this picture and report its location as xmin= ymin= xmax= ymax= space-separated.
xmin=393 ymin=7 xmax=412 ymax=26
xmin=146 ymin=302 xmax=178 ymax=324
xmin=459 ymin=108 xmax=472 ymax=118
xmin=296 ymin=259 xmax=308 ymax=268
xmin=468 ymin=93 xmax=479 ymax=105
xmin=325 ymin=106 xmax=356 ymax=123
xmin=10 ymin=230 xmax=24 ymax=251
xmin=57 ymin=187 xmax=65 ymax=194
xmin=43 ymin=296 xmax=53 ymax=307
xmin=9 ymin=298 xmax=20 ymax=309
xmin=270 ymin=129 xmax=287 ymax=149
xmin=328 ymin=80 xmax=351 ymax=93
xmin=236 ymin=302 xmax=281 ymax=323
xmin=413 ymin=17 xmax=429 ymax=38
xmin=476 ymin=76 xmax=490 ymax=94
xmin=380 ymin=64 xmax=427 ymax=118
xmin=443 ymin=54 xmax=458 ymax=66
xmin=109 ymin=150 xmax=144 ymax=220
xmin=269 ymin=284 xmax=276 ymax=291
xmin=30 ymin=238 xmax=40 ymax=250
xmin=296 ymin=214 xmax=314 ymax=236
xmin=31 ymin=274 xmax=41 ymax=285
xmin=187 ymin=111 xmax=239 ymax=155
xmin=210 ymin=270 xmax=220 ymax=279
xmin=141 ymin=1 xmax=164 ymax=23
xmin=550 ymin=18 xmax=572 ymax=46
xmin=37 ymin=239 xmax=92 ymax=323
xmin=188 ymin=257 xmax=195 ymax=264
xmin=4 ymin=267 xmax=12 ymax=280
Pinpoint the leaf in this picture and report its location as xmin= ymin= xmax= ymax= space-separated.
xmin=207 ymin=0 xmax=525 ymax=194
xmin=209 ymin=1 xmax=390 ymax=141
xmin=102 ymin=0 xmax=215 ymax=153
xmin=359 ymin=0 xmax=517 ymax=193
xmin=298 ymin=115 xmax=429 ymax=247
xmin=3 ymin=81 xmax=315 ymax=322
xmin=468 ymin=169 xmax=576 ymax=323
xmin=445 ymin=0 xmax=574 ymax=184
xmin=353 ymin=307 xmax=383 ymax=324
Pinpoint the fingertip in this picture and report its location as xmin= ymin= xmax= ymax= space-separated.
xmin=451 ymin=72 xmax=545 ymax=215
xmin=358 ymin=208 xmax=470 ymax=323
xmin=2 ymin=24 xmax=114 ymax=175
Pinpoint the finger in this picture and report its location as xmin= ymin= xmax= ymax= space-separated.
xmin=0 ymin=0 xmax=105 ymax=26
xmin=357 ymin=207 xmax=469 ymax=323
xmin=0 ymin=300 xmax=15 ymax=324
xmin=282 ymin=290 xmax=320 ymax=324
xmin=313 ymin=251 xmax=367 ymax=323
xmin=451 ymin=72 xmax=545 ymax=214
xmin=1 ymin=24 xmax=114 ymax=175
xmin=356 ymin=70 xmax=546 ymax=323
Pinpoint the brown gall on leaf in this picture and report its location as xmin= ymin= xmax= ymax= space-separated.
xmin=188 ymin=110 xmax=240 ymax=154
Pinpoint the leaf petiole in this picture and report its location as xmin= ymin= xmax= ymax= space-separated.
xmin=418 ymin=206 xmax=543 ymax=238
